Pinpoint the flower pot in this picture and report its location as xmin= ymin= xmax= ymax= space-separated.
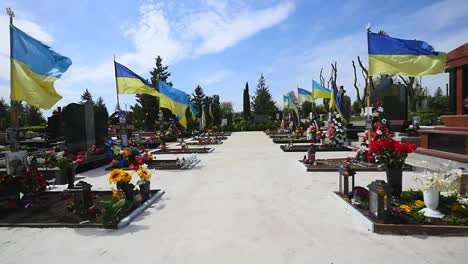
xmin=385 ymin=168 xmax=403 ymax=198
xmin=65 ymin=167 xmax=76 ymax=189
xmin=123 ymin=189 xmax=134 ymax=201
xmin=139 ymin=181 xmax=151 ymax=201
xmin=420 ymin=189 xmax=444 ymax=218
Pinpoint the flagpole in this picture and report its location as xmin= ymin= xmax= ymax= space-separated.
xmin=113 ymin=54 xmax=121 ymax=111
xmin=7 ymin=7 xmax=19 ymax=128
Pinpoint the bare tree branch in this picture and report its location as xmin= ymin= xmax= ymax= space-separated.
xmin=352 ymin=60 xmax=362 ymax=104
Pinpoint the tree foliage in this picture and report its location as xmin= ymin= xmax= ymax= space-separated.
xmin=251 ymin=74 xmax=278 ymax=115
xmin=191 ymin=85 xmax=205 ymax=118
xmin=243 ymin=82 xmax=251 ymax=120
xmin=135 ymin=56 xmax=171 ymax=131
xmin=81 ymin=89 xmax=93 ymax=102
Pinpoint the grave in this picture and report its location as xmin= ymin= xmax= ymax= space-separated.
xmin=62 ymin=101 xmax=95 ymax=152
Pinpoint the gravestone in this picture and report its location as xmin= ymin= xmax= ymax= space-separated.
xmin=62 ymin=101 xmax=95 ymax=152
xmin=46 ymin=108 xmax=63 ymax=141
xmin=373 ymin=77 xmax=408 ymax=121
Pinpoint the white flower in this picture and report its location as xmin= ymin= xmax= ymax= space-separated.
xmin=381 ymin=119 xmax=387 ymax=124
xmin=458 ymin=196 xmax=468 ymax=205
xmin=378 ymin=106 xmax=384 ymax=112
xmin=414 ymin=170 xmax=459 ymax=192
xmin=377 ymin=130 xmax=382 ymax=135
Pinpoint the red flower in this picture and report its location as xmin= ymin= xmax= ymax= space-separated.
xmin=135 ymin=157 xmax=144 ymax=165
xmin=366 ymin=155 xmax=374 ymax=162
xmin=129 ymin=164 xmax=135 ymax=169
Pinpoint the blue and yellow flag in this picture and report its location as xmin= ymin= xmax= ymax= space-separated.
xmin=114 ymin=61 xmax=159 ymax=97
xmin=298 ymin=88 xmax=312 ymax=103
xmin=10 ymin=24 xmax=72 ymax=109
xmin=329 ymin=82 xmax=347 ymax=124
xmin=367 ymin=32 xmax=446 ymax=76
xmin=158 ymin=81 xmax=190 ymax=128
xmin=283 ymin=95 xmax=300 ymax=121
xmin=114 ymin=61 xmax=189 ymax=128
xmin=312 ymin=80 xmax=331 ymax=99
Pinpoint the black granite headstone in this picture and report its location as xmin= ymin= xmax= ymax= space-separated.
xmin=62 ymin=101 xmax=95 ymax=152
xmin=373 ymin=77 xmax=408 ymax=121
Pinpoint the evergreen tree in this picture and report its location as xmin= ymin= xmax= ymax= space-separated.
xmin=191 ymin=85 xmax=205 ymax=118
xmin=212 ymin=94 xmax=221 ymax=126
xmin=301 ymin=101 xmax=313 ymax=117
xmin=434 ymin=86 xmax=443 ymax=97
xmin=24 ymin=103 xmax=45 ymax=126
xmin=94 ymin=96 xmax=109 ymax=145
xmin=136 ymin=56 xmax=172 ymax=131
xmin=220 ymin=101 xmax=234 ymax=125
xmin=81 ymin=89 xmax=93 ymax=102
xmin=243 ymin=82 xmax=251 ymax=120
xmin=0 ymin=98 xmax=10 ymax=130
xmin=251 ymin=74 xmax=278 ymax=115
xmin=203 ymin=96 xmax=213 ymax=126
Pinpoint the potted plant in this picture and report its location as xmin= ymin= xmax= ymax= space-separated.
xmin=414 ymin=169 xmax=459 ymax=218
xmin=108 ymin=169 xmax=135 ymax=201
xmin=42 ymin=149 xmax=84 ymax=188
xmin=369 ymin=138 xmax=417 ymax=198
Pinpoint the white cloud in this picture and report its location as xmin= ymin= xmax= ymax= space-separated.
xmin=119 ymin=0 xmax=295 ymax=71
xmin=198 ymin=70 xmax=233 ymax=87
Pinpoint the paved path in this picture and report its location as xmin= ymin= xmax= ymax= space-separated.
xmin=1 ymin=132 xmax=467 ymax=264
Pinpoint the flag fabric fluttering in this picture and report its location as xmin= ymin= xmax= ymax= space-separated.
xmin=297 ymin=88 xmax=312 ymax=103
xmin=367 ymin=32 xmax=446 ymax=76
xmin=283 ymin=95 xmax=300 ymax=121
xmin=114 ymin=61 xmax=159 ymax=97
xmin=208 ymin=103 xmax=214 ymax=119
xmin=114 ymin=61 xmax=190 ymax=128
xmin=157 ymin=80 xmax=191 ymax=129
xmin=312 ymin=80 xmax=331 ymax=99
xmin=10 ymin=24 xmax=72 ymax=109
xmin=329 ymin=82 xmax=347 ymax=124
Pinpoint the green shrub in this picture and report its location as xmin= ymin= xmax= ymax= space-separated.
xmin=21 ymin=125 xmax=46 ymax=133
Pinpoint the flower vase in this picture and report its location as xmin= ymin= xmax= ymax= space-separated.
xmin=65 ymin=167 xmax=76 ymax=189
xmin=385 ymin=167 xmax=403 ymax=198
xmin=139 ymin=181 xmax=151 ymax=201
xmin=420 ymin=189 xmax=444 ymax=218
xmin=123 ymin=189 xmax=134 ymax=201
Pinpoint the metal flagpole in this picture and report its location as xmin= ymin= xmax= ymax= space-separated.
xmin=113 ymin=54 xmax=121 ymax=111
xmin=7 ymin=7 xmax=19 ymax=128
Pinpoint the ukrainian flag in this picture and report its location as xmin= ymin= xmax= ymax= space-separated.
xmin=283 ymin=95 xmax=300 ymax=120
xmin=158 ymin=80 xmax=190 ymax=128
xmin=368 ymin=32 xmax=446 ymax=76
xmin=312 ymin=80 xmax=331 ymax=99
xmin=298 ymin=88 xmax=312 ymax=103
xmin=10 ymin=24 xmax=72 ymax=109
xmin=114 ymin=61 xmax=159 ymax=97
xmin=329 ymin=82 xmax=347 ymax=124
xmin=114 ymin=62 xmax=189 ymax=128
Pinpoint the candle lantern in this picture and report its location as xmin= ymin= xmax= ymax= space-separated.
xmin=457 ymin=169 xmax=468 ymax=197
xmin=367 ymin=180 xmax=390 ymax=221
xmin=69 ymin=181 xmax=93 ymax=211
xmin=338 ymin=163 xmax=356 ymax=198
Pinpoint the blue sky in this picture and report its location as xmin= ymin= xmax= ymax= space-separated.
xmin=1 ymin=0 xmax=467 ymax=116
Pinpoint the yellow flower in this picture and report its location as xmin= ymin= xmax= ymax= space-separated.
xmin=414 ymin=200 xmax=425 ymax=209
xmin=137 ymin=167 xmax=151 ymax=181
xmin=120 ymin=170 xmax=133 ymax=182
xmin=109 ymin=169 xmax=123 ymax=184
xmin=122 ymin=149 xmax=131 ymax=156
xmin=399 ymin=204 xmax=412 ymax=213
xmin=451 ymin=203 xmax=464 ymax=213
xmin=146 ymin=153 xmax=153 ymax=160
xmin=112 ymin=189 xmax=121 ymax=198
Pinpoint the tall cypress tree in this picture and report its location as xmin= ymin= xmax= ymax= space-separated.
xmin=243 ymin=82 xmax=251 ymax=120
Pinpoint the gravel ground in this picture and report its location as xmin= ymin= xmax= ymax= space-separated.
xmin=1 ymin=131 xmax=467 ymax=264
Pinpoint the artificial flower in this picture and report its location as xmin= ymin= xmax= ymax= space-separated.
xmin=414 ymin=200 xmax=425 ymax=208
xmin=451 ymin=203 xmax=464 ymax=213
xmin=399 ymin=204 xmax=412 ymax=213
xmin=122 ymin=149 xmax=131 ymax=156
xmin=121 ymin=171 xmax=133 ymax=182
xmin=137 ymin=167 xmax=151 ymax=181
xmin=112 ymin=189 xmax=121 ymax=198
xmin=109 ymin=169 xmax=123 ymax=184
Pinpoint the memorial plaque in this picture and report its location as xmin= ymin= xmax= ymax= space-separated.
xmin=5 ymin=151 xmax=27 ymax=176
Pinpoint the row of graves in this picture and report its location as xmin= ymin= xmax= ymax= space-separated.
xmin=267 ymin=90 xmax=468 ymax=236
xmin=0 ymin=100 xmax=231 ymax=228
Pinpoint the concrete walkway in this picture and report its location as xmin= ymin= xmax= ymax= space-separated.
xmin=1 ymin=132 xmax=467 ymax=264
